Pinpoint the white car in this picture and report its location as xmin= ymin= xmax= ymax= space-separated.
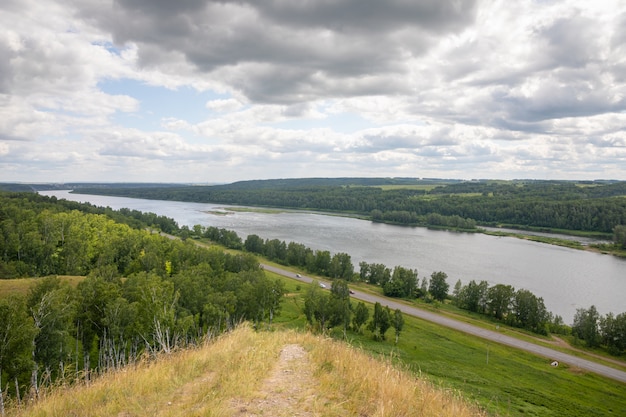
xmin=319 ymin=283 xmax=326 ymax=288
xmin=296 ymin=274 xmax=302 ymax=278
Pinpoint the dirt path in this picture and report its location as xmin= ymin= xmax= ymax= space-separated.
xmin=232 ymin=344 xmax=318 ymax=417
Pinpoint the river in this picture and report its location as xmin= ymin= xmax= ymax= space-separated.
xmin=41 ymin=190 xmax=626 ymax=323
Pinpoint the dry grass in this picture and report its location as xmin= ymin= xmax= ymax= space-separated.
xmin=0 ymin=276 xmax=84 ymax=299
xmin=7 ymin=325 xmax=485 ymax=417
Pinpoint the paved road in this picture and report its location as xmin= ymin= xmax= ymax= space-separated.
xmin=262 ymin=263 xmax=626 ymax=384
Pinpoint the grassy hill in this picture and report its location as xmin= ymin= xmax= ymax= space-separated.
xmin=6 ymin=325 xmax=484 ymax=417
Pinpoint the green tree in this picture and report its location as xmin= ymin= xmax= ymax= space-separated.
xmin=387 ymin=266 xmax=418 ymax=298
xmin=264 ymin=239 xmax=287 ymax=263
xmin=392 ymin=309 xmax=404 ymax=344
xmin=487 ymin=284 xmax=515 ymax=320
xmin=367 ymin=263 xmax=391 ymax=286
xmin=244 ymin=234 xmax=265 ymax=254
xmin=27 ymin=277 xmax=77 ymax=381
xmin=286 ymin=242 xmax=309 ymax=266
xmin=573 ymin=305 xmax=601 ymax=347
xmin=329 ymin=280 xmax=352 ymax=337
xmin=0 ymin=297 xmax=36 ymax=409
xmin=614 ymin=225 xmax=626 ymax=248
xmin=457 ymin=280 xmax=489 ymax=313
xmin=428 ymin=271 xmax=449 ymax=302
xmin=452 ymin=279 xmax=462 ymax=301
xmin=510 ymin=289 xmax=549 ymax=334
xmin=600 ymin=312 xmax=626 ymax=354
xmin=123 ymin=272 xmax=180 ymax=354
xmin=329 ymin=253 xmax=354 ymax=280
xmin=311 ymin=250 xmax=331 ymax=276
xmin=368 ymin=302 xmax=391 ymax=341
xmin=352 ymin=302 xmax=369 ymax=333
xmin=358 ymin=262 xmax=370 ymax=282
xmin=76 ymin=274 xmax=122 ymax=369
xmin=303 ymin=281 xmax=331 ymax=332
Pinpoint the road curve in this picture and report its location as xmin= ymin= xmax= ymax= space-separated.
xmin=262 ymin=263 xmax=626 ymax=384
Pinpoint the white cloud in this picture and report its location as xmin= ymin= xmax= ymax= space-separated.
xmin=1 ymin=0 xmax=626 ymax=182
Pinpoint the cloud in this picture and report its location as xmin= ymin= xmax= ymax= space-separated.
xmin=2 ymin=0 xmax=626 ymax=182
xmin=78 ymin=0 xmax=478 ymax=103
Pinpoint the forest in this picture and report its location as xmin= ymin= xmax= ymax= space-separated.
xmin=0 ymin=192 xmax=283 ymax=404
xmin=69 ymin=178 xmax=626 ymax=234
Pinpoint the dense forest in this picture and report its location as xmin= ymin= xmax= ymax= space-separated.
xmin=67 ymin=178 xmax=626 ymax=234
xmin=0 ymin=192 xmax=284 ymax=404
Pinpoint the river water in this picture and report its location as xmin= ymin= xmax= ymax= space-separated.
xmin=41 ymin=190 xmax=626 ymax=323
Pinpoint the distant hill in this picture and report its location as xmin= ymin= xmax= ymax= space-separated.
xmin=0 ymin=182 xmax=186 ymax=192
xmin=7 ymin=325 xmax=484 ymax=417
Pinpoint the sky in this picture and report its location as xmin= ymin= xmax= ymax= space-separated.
xmin=1 ymin=0 xmax=626 ymax=183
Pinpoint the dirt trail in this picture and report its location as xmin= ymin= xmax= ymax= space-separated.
xmin=232 ymin=344 xmax=318 ymax=417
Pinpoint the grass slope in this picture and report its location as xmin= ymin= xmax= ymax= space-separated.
xmin=7 ymin=325 xmax=484 ymax=417
xmin=272 ymin=275 xmax=626 ymax=417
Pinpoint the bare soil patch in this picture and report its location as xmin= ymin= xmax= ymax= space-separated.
xmin=232 ymin=344 xmax=319 ymax=417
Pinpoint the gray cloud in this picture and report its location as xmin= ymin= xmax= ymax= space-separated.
xmin=79 ymin=0 xmax=478 ymax=103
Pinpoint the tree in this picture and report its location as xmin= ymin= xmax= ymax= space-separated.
xmin=77 ymin=274 xmax=122 ymax=370
xmin=487 ymin=284 xmax=515 ymax=320
xmin=368 ymin=263 xmax=391 ymax=286
xmin=352 ymin=302 xmax=369 ymax=333
xmin=311 ymin=250 xmax=331 ymax=276
xmin=0 ymin=297 xmax=36 ymax=410
xmin=457 ymin=280 xmax=489 ymax=313
xmin=244 ymin=234 xmax=264 ymax=254
xmin=392 ymin=309 xmax=404 ymax=344
xmin=573 ymin=305 xmax=601 ymax=347
xmin=329 ymin=280 xmax=352 ymax=338
xmin=614 ymin=225 xmax=626 ymax=248
xmin=264 ymin=239 xmax=287 ymax=263
xmin=368 ymin=302 xmax=391 ymax=341
xmin=510 ymin=289 xmax=548 ymax=334
xmin=387 ymin=266 xmax=418 ymax=298
xmin=27 ymin=278 xmax=77 ymax=383
xmin=429 ymin=271 xmax=449 ymax=302
xmin=123 ymin=272 xmax=180 ymax=354
xmin=600 ymin=312 xmax=626 ymax=354
xmin=303 ymin=281 xmax=331 ymax=332
xmin=358 ymin=262 xmax=370 ymax=282
xmin=286 ymin=242 xmax=308 ymax=266
xmin=329 ymin=253 xmax=354 ymax=280
xmin=452 ymin=279 xmax=462 ymax=301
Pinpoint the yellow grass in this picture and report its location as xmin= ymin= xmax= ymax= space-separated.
xmin=0 ymin=276 xmax=84 ymax=299
xmin=7 ymin=325 xmax=485 ymax=417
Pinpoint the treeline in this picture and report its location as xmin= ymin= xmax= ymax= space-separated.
xmin=0 ymin=193 xmax=284 ymax=404
xmin=303 ymin=279 xmax=405 ymax=344
xmin=451 ymin=280 xmax=562 ymax=335
xmin=572 ymin=306 xmax=626 ymax=354
xmin=73 ymin=179 xmax=626 ymax=233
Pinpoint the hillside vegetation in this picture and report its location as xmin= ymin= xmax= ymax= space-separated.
xmin=6 ymin=325 xmax=485 ymax=417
